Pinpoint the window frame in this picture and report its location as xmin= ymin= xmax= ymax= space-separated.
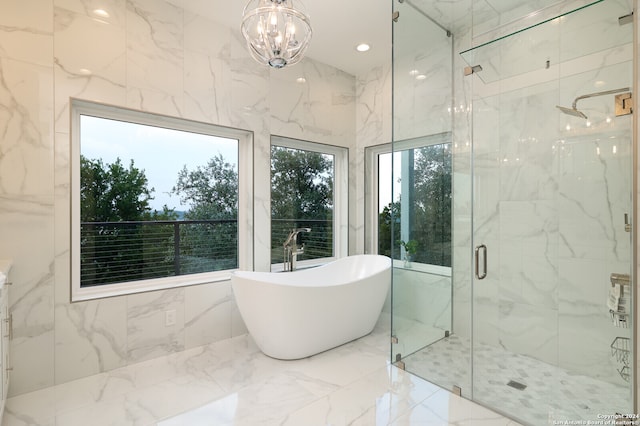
xmin=365 ymin=133 xmax=452 ymax=276
xmin=270 ymin=136 xmax=348 ymax=271
xmin=70 ymin=99 xmax=254 ymax=302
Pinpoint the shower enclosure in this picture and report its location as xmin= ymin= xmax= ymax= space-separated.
xmin=390 ymin=0 xmax=635 ymax=424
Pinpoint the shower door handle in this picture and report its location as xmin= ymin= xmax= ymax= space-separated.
xmin=475 ymin=244 xmax=487 ymax=280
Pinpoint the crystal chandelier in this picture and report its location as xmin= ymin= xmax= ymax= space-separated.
xmin=241 ymin=0 xmax=312 ymax=69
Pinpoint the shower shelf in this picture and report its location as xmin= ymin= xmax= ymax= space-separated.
xmin=610 ymin=337 xmax=630 ymax=365
xmin=609 ymin=272 xmax=631 ymax=383
xmin=609 ymin=273 xmax=630 ymax=328
xmin=610 ymin=310 xmax=629 ymax=328
xmin=618 ymin=365 xmax=630 ymax=383
xmin=459 ymin=0 xmax=630 ymax=84
xmin=611 ymin=273 xmax=631 ymax=287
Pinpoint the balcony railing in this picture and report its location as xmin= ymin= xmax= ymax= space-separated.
xmin=81 ymin=218 xmax=334 ymax=287
xmin=80 ymin=220 xmax=237 ymax=287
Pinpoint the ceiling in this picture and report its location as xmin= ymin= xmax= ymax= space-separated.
xmin=168 ymin=0 xmax=392 ymax=76
xmin=303 ymin=0 xmax=392 ymax=76
xmin=168 ymin=0 xmax=572 ymax=77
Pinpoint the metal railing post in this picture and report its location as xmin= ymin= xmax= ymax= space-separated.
xmin=174 ymin=222 xmax=180 ymax=276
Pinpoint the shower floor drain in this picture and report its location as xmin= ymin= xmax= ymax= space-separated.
xmin=507 ymin=380 xmax=527 ymax=391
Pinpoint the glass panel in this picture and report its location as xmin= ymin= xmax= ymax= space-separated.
xmin=391 ymin=0 xmax=457 ymax=391
xmin=270 ymin=145 xmax=334 ymax=265
xmin=470 ymin=0 xmax=633 ymax=423
xmin=459 ymin=0 xmax=633 ymax=83
xmin=79 ymin=115 xmax=239 ymax=286
xmin=382 ymin=137 xmax=452 ymax=268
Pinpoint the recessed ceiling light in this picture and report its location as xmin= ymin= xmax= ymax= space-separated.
xmin=93 ymin=9 xmax=110 ymax=18
xmin=415 ymin=74 xmax=427 ymax=80
xmin=409 ymin=69 xmax=419 ymax=76
xmin=296 ymin=77 xmax=307 ymax=84
xmin=356 ymin=43 xmax=370 ymax=52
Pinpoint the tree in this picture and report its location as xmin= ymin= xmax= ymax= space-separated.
xmin=172 ymin=154 xmax=238 ymax=220
xmin=412 ymin=145 xmax=451 ymax=266
xmin=270 ymin=146 xmax=333 ymax=220
xmin=270 ymin=146 xmax=334 ymax=262
xmin=80 ymin=156 xmax=179 ymax=286
xmin=378 ymin=201 xmax=400 ymax=259
xmin=171 ymin=154 xmax=239 ymax=272
xmin=80 ymin=156 xmax=154 ymax=222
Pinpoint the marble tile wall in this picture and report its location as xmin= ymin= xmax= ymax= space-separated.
xmin=355 ymin=65 xmax=392 ymax=256
xmin=0 ymin=0 xmax=357 ymax=396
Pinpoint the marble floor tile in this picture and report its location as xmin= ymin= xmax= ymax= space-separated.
xmin=3 ymin=320 xmax=517 ymax=426
xmin=391 ymin=389 xmax=517 ymax=426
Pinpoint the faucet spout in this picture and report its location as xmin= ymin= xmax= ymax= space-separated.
xmin=283 ymin=227 xmax=311 ymax=271
xmin=283 ymin=228 xmax=311 ymax=248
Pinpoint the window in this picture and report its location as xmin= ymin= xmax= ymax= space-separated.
xmin=366 ymin=133 xmax=451 ymax=269
xmin=71 ymin=99 xmax=253 ymax=301
xmin=270 ymin=136 xmax=348 ymax=268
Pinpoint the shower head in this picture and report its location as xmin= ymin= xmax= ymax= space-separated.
xmin=556 ymin=105 xmax=588 ymax=119
xmin=556 ymin=87 xmax=631 ymax=121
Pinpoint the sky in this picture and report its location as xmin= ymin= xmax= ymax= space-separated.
xmin=378 ymin=151 xmax=402 ymax=213
xmin=80 ymin=115 xmax=238 ymax=211
xmin=81 ymin=114 xmax=402 ymax=215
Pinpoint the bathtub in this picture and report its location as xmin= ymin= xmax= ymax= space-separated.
xmin=231 ymin=254 xmax=391 ymax=360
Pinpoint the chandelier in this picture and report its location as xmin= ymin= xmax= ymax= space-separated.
xmin=241 ymin=0 xmax=312 ymax=69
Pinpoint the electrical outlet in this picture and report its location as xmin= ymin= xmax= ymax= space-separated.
xmin=165 ymin=309 xmax=176 ymax=326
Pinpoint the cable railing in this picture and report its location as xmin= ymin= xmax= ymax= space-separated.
xmin=81 ymin=218 xmax=334 ymax=287
xmin=271 ymin=218 xmax=333 ymax=264
xmin=80 ymin=219 xmax=238 ymax=287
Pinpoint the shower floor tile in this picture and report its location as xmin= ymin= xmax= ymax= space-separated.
xmin=402 ymin=335 xmax=632 ymax=426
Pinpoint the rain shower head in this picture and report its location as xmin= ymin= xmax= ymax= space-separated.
xmin=556 ymin=105 xmax=588 ymax=119
xmin=556 ymin=87 xmax=631 ymax=121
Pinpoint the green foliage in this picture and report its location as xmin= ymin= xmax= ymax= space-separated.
xmin=270 ymin=146 xmax=333 ymax=220
xmin=378 ymin=144 xmax=452 ymax=267
xmin=80 ymin=156 xmax=154 ymax=222
xmin=378 ymin=201 xmax=400 ymax=259
xmin=80 ymin=156 xmax=178 ymax=286
xmin=172 ymin=154 xmax=238 ymax=220
xmin=81 ymin=143 xmax=340 ymax=283
xmin=412 ymin=145 xmax=451 ymax=266
xmin=400 ymin=239 xmax=419 ymax=256
xmin=171 ymin=153 xmax=239 ymax=271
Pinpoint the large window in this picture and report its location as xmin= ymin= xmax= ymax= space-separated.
xmin=270 ymin=137 xmax=348 ymax=268
xmin=71 ymin=100 xmax=253 ymax=301
xmin=366 ymin=133 xmax=451 ymax=268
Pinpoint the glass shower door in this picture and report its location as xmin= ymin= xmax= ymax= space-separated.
xmin=465 ymin=0 xmax=634 ymax=423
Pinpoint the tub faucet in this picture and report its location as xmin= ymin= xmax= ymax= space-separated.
xmin=283 ymin=228 xmax=311 ymax=271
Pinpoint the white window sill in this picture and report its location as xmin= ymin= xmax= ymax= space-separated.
xmin=71 ymin=270 xmax=234 ymax=302
xmin=392 ymin=259 xmax=451 ymax=277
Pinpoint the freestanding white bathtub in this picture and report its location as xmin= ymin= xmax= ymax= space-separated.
xmin=231 ymin=254 xmax=391 ymax=360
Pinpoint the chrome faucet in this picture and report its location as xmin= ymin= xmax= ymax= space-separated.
xmin=283 ymin=228 xmax=311 ymax=271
